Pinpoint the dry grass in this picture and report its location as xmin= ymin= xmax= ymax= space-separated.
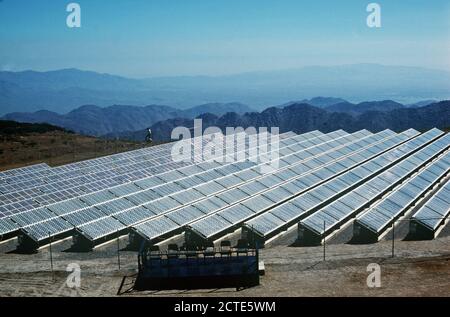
xmin=0 ymin=131 xmax=146 ymax=171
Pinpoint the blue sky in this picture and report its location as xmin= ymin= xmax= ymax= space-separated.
xmin=0 ymin=0 xmax=449 ymax=77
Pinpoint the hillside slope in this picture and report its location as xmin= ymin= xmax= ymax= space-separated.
xmin=0 ymin=120 xmax=144 ymax=171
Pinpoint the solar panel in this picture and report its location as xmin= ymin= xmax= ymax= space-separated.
xmin=81 ymin=190 xmax=117 ymax=206
xmin=262 ymin=187 xmax=292 ymax=203
xmin=96 ymin=199 xmax=137 ymax=215
xmin=126 ymin=190 xmax=161 ymax=205
xmin=189 ymin=214 xmax=232 ymax=239
xmin=248 ymin=212 xmax=285 ymax=237
xmin=217 ymin=204 xmax=255 ymax=224
xmin=108 ymin=183 xmax=141 ymax=196
xmin=143 ymin=197 xmax=183 ymax=215
xmin=0 ymin=131 xmax=287 ymax=212
xmin=134 ymin=216 xmax=180 ymax=240
xmin=171 ymin=188 xmax=205 ymax=205
xmin=23 ymin=217 xmax=73 ymax=242
xmin=356 ymin=150 xmax=449 ymax=235
xmin=195 ymin=181 xmax=226 ymax=196
xmin=411 ymin=180 xmax=450 ymax=230
xmin=248 ymin=129 xmax=445 ymax=242
xmin=166 ymin=205 xmax=205 ymax=226
xmin=0 ymin=217 xmax=20 ymax=235
xmin=47 ymin=199 xmax=89 ymax=216
xmin=241 ymin=195 xmax=274 ymax=213
xmin=216 ymin=188 xmax=250 ymax=204
xmin=269 ymin=202 xmax=303 ymax=222
xmin=298 ymin=131 xmax=446 ymax=240
xmin=192 ymin=130 xmax=407 ymax=242
xmin=0 ymin=132 xmax=292 ymax=242
xmin=113 ymin=206 xmax=156 ymax=226
xmin=78 ymin=217 xmax=125 ymax=240
xmin=8 ymin=128 xmax=446 ymax=252
xmin=11 ymin=208 xmax=54 ymax=227
xmin=63 ymin=207 xmax=107 ymax=227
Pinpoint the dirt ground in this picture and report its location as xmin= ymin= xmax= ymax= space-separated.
xmin=0 ymin=232 xmax=449 ymax=297
xmin=0 ymin=131 xmax=145 ymax=171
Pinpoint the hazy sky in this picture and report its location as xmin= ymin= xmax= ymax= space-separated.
xmin=1 ymin=0 xmax=449 ymax=77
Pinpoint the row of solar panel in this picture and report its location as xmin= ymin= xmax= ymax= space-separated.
xmin=0 ymin=131 xmax=290 ymax=215
xmin=0 ymin=132 xmax=244 ymax=195
xmin=7 ymin=128 xmax=446 ymax=249
xmin=136 ymin=127 xmax=400 ymax=239
xmin=109 ymin=130 xmax=377 ymax=241
xmin=1 ymin=130 xmax=284 ymax=187
xmin=189 ymin=129 xmax=422 ymax=240
xmin=3 ymin=128 xmax=444 ymax=252
xmin=297 ymin=132 xmax=449 ymax=239
xmin=0 ymin=130 xmax=285 ymax=204
xmin=412 ymin=180 xmax=450 ymax=230
xmin=23 ymin=130 xmax=338 ymax=242
xmin=356 ymin=149 xmax=450 ymax=234
xmin=0 ymin=139 xmax=173 ymax=185
xmin=1 ymin=130 xmax=314 ymax=222
xmin=0 ymin=130 xmax=266 ymax=196
xmin=0 ymin=163 xmax=50 ymax=180
xmin=124 ymin=130 xmax=372 ymax=241
xmin=7 ymin=130 xmax=326 ymax=241
xmin=0 ymin=131 xmax=222 ymax=184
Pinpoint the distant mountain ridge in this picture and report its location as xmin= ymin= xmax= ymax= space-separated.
xmin=145 ymin=101 xmax=450 ymax=142
xmin=281 ymin=97 xmax=349 ymax=108
xmin=325 ymin=100 xmax=405 ymax=115
xmin=1 ymin=64 xmax=449 ymax=114
xmin=2 ymin=102 xmax=253 ymax=136
xmin=4 ymin=99 xmax=447 ymax=138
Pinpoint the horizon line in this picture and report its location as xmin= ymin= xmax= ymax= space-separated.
xmin=2 ymin=63 xmax=450 ymax=80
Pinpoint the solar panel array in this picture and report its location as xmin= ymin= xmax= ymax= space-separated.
xmin=133 ymin=129 xmax=374 ymax=244
xmin=0 ymin=130 xmax=298 ymax=247
xmin=236 ymin=129 xmax=435 ymax=242
xmin=295 ymin=133 xmax=449 ymax=245
xmin=0 ymin=130 xmax=286 ymax=218
xmin=184 ymin=129 xmax=423 ymax=245
xmin=354 ymin=148 xmax=449 ymax=241
xmin=410 ymin=179 xmax=450 ymax=235
xmin=18 ymin=129 xmax=344 ymax=248
xmin=0 ymin=128 xmax=448 ymax=253
xmin=75 ymin=129 xmax=341 ymax=245
xmin=0 ymin=135 xmax=219 ymax=215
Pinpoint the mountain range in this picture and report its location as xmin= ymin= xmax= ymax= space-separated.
xmin=2 ymin=102 xmax=253 ymax=136
xmin=325 ymin=100 xmax=406 ymax=116
xmin=3 ymin=99 xmax=448 ymax=138
xmin=1 ymin=64 xmax=449 ymax=115
xmin=145 ymin=101 xmax=450 ymax=142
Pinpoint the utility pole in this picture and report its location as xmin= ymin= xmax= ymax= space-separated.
xmin=391 ymin=222 xmax=395 ymax=258
xmin=117 ymin=230 xmax=121 ymax=270
xmin=49 ymin=232 xmax=54 ymax=282
xmin=323 ymin=221 xmax=326 ymax=262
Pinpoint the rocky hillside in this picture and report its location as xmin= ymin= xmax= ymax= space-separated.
xmin=2 ymin=102 xmax=253 ymax=137
xmin=146 ymin=101 xmax=450 ymax=141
